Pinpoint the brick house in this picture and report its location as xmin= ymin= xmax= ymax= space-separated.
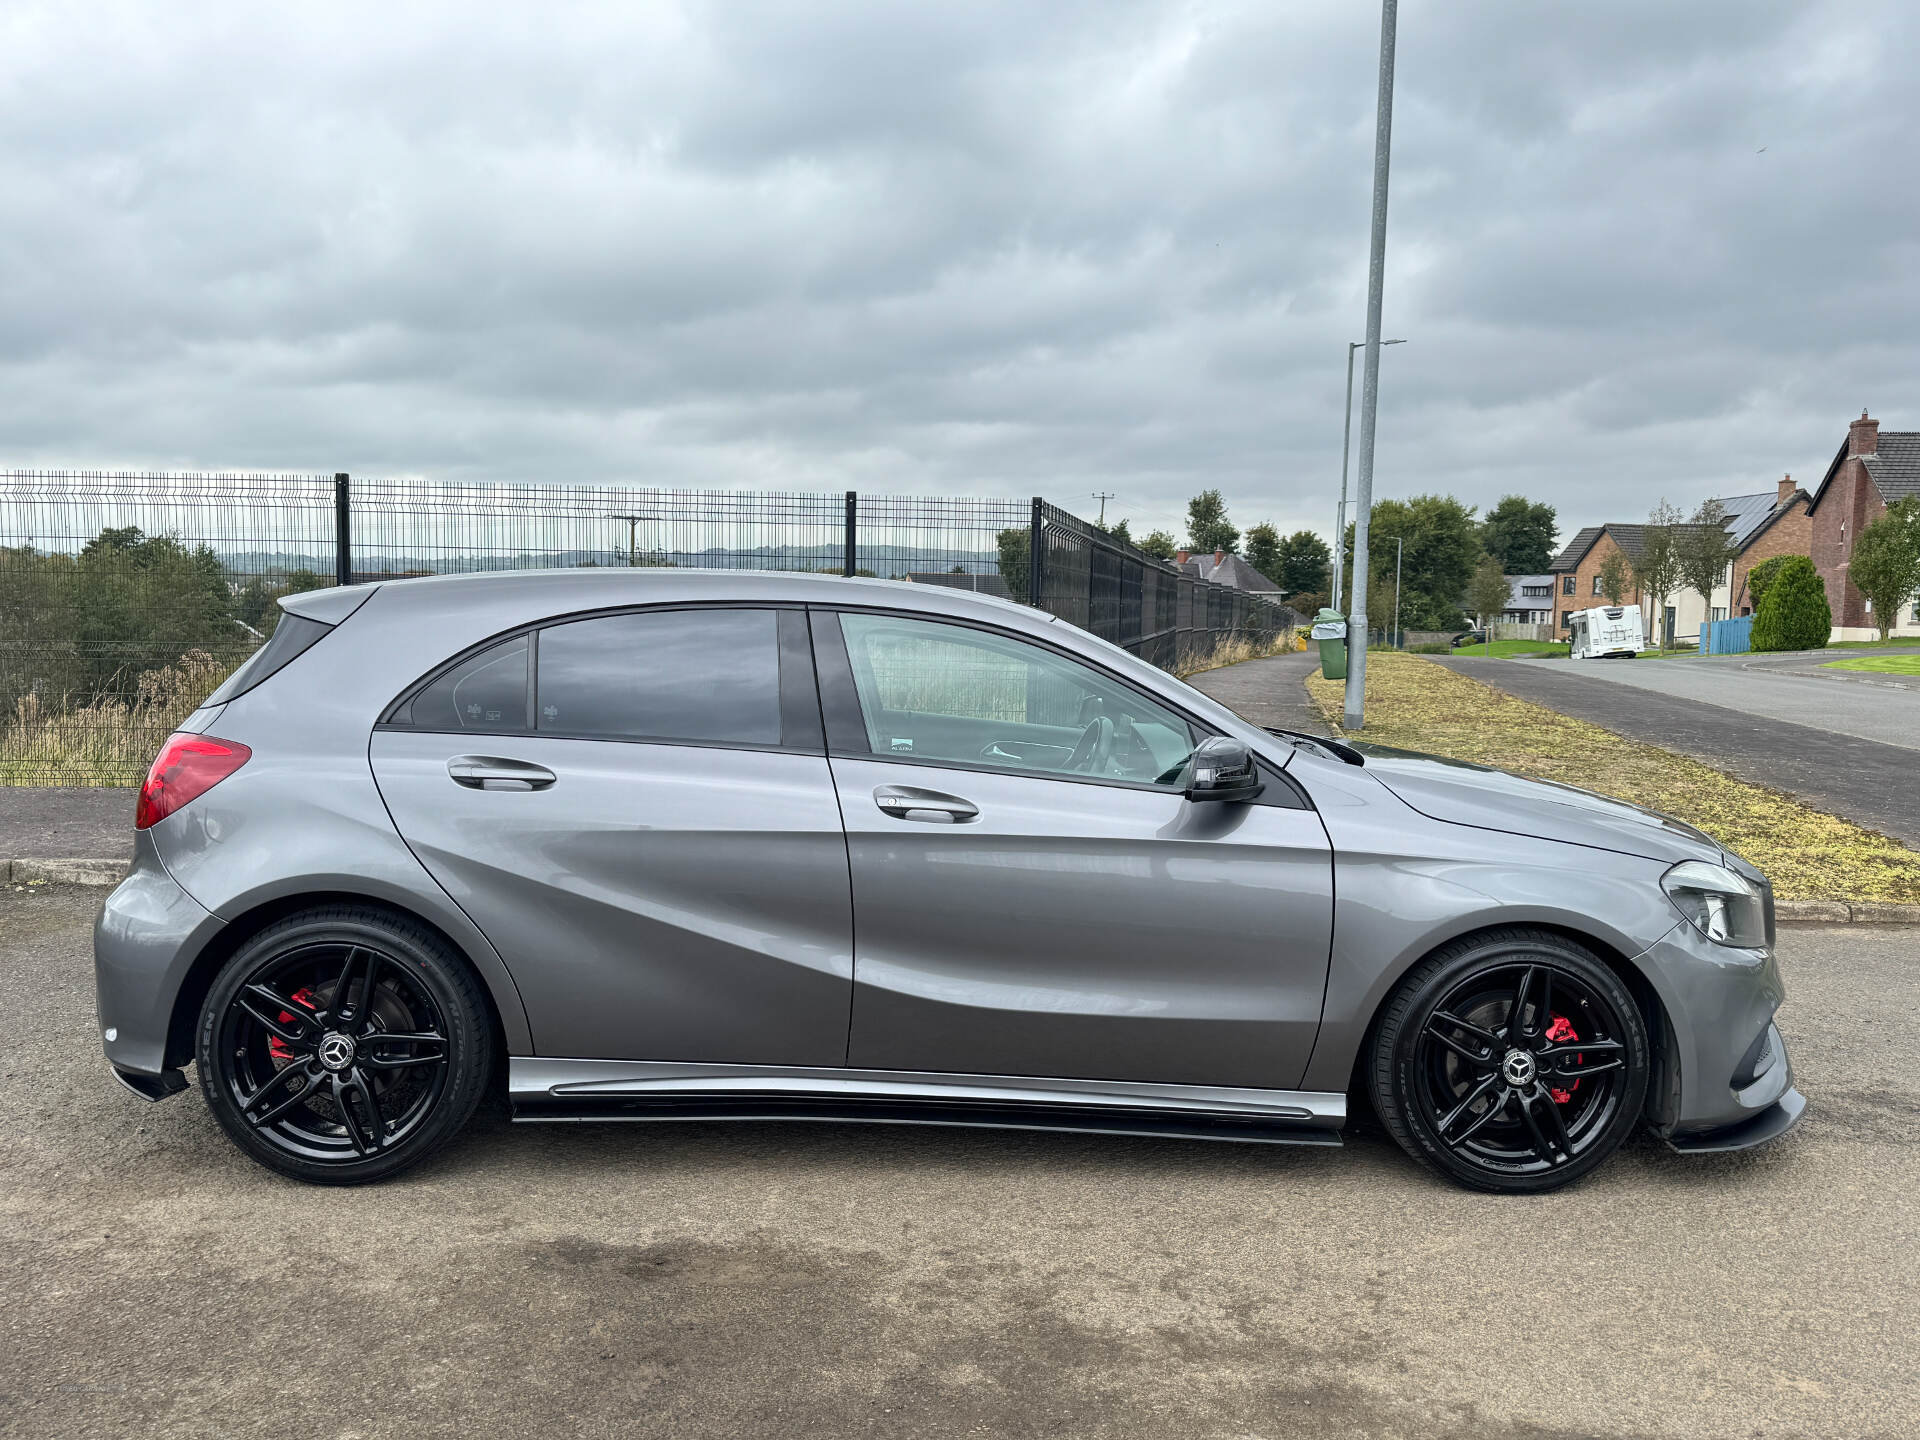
xmin=1548 ymin=477 xmax=1811 ymax=645
xmin=1807 ymin=411 xmax=1920 ymax=639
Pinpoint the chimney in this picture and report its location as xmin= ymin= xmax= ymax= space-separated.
xmin=1777 ymin=473 xmax=1796 ymax=503
xmin=1849 ymin=409 xmax=1880 ymax=458
xmin=1213 ymin=548 xmax=1226 ymax=568
xmin=1175 ymin=549 xmax=1189 ymax=566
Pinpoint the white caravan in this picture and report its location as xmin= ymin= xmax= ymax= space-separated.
xmin=1568 ymin=604 xmax=1643 ymax=659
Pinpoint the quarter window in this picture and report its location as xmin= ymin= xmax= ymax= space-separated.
xmin=536 ymin=609 xmax=782 ymax=746
xmin=835 ymin=613 xmax=1196 ymax=787
xmin=408 ymin=635 xmax=529 ymax=732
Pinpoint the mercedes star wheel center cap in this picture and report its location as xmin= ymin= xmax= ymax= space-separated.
xmin=318 ymin=1033 xmax=357 ymax=1073
xmin=1502 ymin=1049 xmax=1537 ymax=1087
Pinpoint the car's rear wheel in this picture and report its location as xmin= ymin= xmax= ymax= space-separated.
xmin=196 ymin=905 xmax=493 ymax=1185
xmin=1369 ymin=929 xmax=1649 ymax=1193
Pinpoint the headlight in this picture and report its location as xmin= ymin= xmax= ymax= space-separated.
xmin=1662 ymin=860 xmax=1768 ymax=948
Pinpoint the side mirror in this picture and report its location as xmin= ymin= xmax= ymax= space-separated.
xmin=1184 ymin=736 xmax=1264 ymax=804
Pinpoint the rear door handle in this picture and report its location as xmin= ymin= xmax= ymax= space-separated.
xmin=873 ymin=785 xmax=979 ymax=823
xmin=448 ymin=756 xmax=557 ymax=791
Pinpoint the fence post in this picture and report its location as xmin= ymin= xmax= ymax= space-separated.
xmin=843 ymin=491 xmax=857 ymax=577
xmin=1028 ymin=498 xmax=1044 ymax=609
xmin=334 ymin=473 xmax=352 ymax=586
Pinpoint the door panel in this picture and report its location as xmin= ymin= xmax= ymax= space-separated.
xmin=371 ymin=730 xmax=853 ymax=1064
xmin=833 ymin=755 xmax=1333 ymax=1090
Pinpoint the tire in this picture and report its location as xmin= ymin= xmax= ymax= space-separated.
xmin=196 ymin=905 xmax=495 ymax=1185
xmin=1368 ymin=928 xmax=1649 ymax=1194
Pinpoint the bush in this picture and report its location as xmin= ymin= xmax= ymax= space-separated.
xmin=1750 ymin=555 xmax=1831 ymax=652
xmin=1744 ymin=554 xmax=1790 ymax=611
xmin=1407 ymin=642 xmax=1450 ymax=654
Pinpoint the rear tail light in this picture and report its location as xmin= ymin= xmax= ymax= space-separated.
xmin=135 ymin=733 xmax=252 ymax=830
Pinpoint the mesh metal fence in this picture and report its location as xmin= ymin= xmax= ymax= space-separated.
xmin=1 ymin=471 xmax=1293 ymax=784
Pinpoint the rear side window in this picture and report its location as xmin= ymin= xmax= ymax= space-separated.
xmin=408 ymin=635 xmax=530 ymax=731
xmin=536 ymin=609 xmax=782 ymax=746
xmin=206 ymin=613 xmax=332 ymax=704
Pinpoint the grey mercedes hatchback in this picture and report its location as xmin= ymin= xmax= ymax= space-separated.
xmin=95 ymin=570 xmax=1803 ymax=1192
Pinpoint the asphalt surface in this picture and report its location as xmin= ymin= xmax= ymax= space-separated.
xmin=4 ymin=883 xmax=1916 ymax=1439
xmin=1496 ymin=651 xmax=1920 ymax=751
xmin=1443 ymin=658 xmax=1920 ymax=848
xmin=1185 ymin=649 xmax=1330 ymax=735
xmin=0 ymin=787 xmax=131 ymax=861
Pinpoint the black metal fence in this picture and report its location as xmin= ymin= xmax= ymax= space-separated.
xmin=1 ymin=471 xmax=1293 ymax=784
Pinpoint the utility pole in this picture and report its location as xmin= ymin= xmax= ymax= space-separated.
xmin=608 ymin=513 xmax=655 ymax=567
xmin=1091 ymin=492 xmax=1115 ymax=528
xmin=1331 ymin=338 xmax=1402 ymax=613
xmin=1343 ymin=0 xmax=1400 ymax=731
xmin=1393 ymin=535 xmax=1403 ymax=649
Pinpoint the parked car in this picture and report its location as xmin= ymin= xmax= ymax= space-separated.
xmin=1569 ymin=604 xmax=1644 ymax=659
xmin=97 ymin=571 xmax=1801 ymax=1193
xmin=1450 ymin=629 xmax=1488 ymax=648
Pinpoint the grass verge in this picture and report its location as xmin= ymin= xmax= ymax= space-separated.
xmin=1304 ymin=652 xmax=1920 ymax=902
xmin=1824 ymin=654 xmax=1920 ymax=675
xmin=1175 ymin=632 xmax=1297 ymax=679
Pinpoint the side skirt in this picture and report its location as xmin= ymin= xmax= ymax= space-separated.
xmin=509 ymin=1058 xmax=1347 ymax=1147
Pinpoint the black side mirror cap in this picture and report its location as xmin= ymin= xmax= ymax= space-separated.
xmin=1184 ymin=736 xmax=1264 ymax=804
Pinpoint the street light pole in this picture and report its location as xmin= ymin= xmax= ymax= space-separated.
xmin=1331 ymin=338 xmax=1403 ymax=614
xmin=1342 ymin=0 xmax=1400 ymax=731
xmin=1393 ymin=535 xmax=1403 ymax=649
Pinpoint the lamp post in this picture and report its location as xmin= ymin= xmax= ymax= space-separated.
xmin=607 ymin=513 xmax=661 ymax=567
xmin=1331 ymin=338 xmax=1404 ymax=613
xmin=1393 ymin=535 xmax=1403 ymax=649
xmin=1342 ymin=0 xmax=1401 ymax=731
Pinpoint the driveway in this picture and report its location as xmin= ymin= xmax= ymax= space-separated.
xmin=1499 ymin=651 xmax=1920 ymax=751
xmin=1443 ymin=657 xmax=1920 ymax=848
xmin=4 ymin=883 xmax=1916 ymax=1439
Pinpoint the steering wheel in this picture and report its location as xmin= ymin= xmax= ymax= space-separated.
xmin=1065 ymin=715 xmax=1115 ymax=774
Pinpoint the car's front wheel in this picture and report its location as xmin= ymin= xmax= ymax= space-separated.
xmin=196 ymin=905 xmax=494 ymax=1185
xmin=1369 ymin=929 xmax=1650 ymax=1193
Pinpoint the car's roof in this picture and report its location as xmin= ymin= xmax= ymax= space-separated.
xmin=284 ymin=565 xmax=1053 ymax=629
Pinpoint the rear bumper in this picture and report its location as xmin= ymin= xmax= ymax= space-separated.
xmin=94 ymin=830 xmax=225 ymax=1078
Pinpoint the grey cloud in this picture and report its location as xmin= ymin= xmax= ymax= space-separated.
xmin=2 ymin=0 xmax=1917 ymax=545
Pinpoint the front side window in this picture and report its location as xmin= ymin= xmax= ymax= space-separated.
xmin=835 ymin=613 xmax=1195 ymax=787
xmin=537 ymin=608 xmax=783 ymax=746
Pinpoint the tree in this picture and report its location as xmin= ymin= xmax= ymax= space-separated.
xmin=1847 ymin=496 xmax=1920 ymax=640
xmin=1184 ymin=490 xmax=1238 ymax=555
xmin=995 ymin=528 xmax=1030 ymax=601
xmin=1137 ymin=529 xmax=1178 ymax=562
xmin=1597 ymin=549 xmax=1633 ymax=605
xmin=1751 ymin=556 xmax=1831 ymax=652
xmin=1630 ymin=501 xmax=1684 ymax=647
xmin=1243 ymin=523 xmax=1281 ymax=581
xmin=1272 ymin=530 xmax=1332 ymax=597
xmin=1105 ymin=518 xmax=1132 ymax=547
xmin=1480 ymin=496 xmax=1558 ymax=573
xmin=1339 ymin=494 xmax=1480 ymax=631
xmin=1465 ymin=554 xmax=1511 ymax=632
xmin=1678 ymin=498 xmax=1741 ymax=620
xmin=1744 ymin=554 xmax=1791 ymax=612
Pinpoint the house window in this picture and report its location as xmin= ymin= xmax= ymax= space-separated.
xmin=1562 ymin=576 xmax=1575 ymax=596
xmin=1711 ymin=607 xmax=1726 ymax=623
xmin=1592 ymin=576 xmax=1603 ymax=595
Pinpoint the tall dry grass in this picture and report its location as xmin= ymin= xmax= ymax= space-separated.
xmin=2 ymin=650 xmax=232 ymax=787
xmin=1172 ymin=630 xmax=1297 ymax=679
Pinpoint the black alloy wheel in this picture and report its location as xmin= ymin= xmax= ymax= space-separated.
xmin=197 ymin=906 xmax=493 ymax=1185
xmin=1369 ymin=929 xmax=1650 ymax=1193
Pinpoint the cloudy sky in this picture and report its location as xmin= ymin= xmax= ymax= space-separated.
xmin=3 ymin=0 xmax=1917 ymax=547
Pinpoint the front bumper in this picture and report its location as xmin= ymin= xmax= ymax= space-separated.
xmin=1635 ymin=918 xmax=1804 ymax=1150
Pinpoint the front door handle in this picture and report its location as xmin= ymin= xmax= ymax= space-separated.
xmin=448 ymin=756 xmax=557 ymax=791
xmin=873 ymin=785 xmax=979 ymax=823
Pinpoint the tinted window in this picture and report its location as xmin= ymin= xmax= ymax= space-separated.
xmin=537 ymin=609 xmax=782 ymax=746
xmin=409 ymin=636 xmax=529 ymax=731
xmin=836 ymin=613 xmax=1195 ymax=787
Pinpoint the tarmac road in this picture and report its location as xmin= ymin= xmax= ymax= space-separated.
xmin=3 ymin=883 xmax=1915 ymax=1439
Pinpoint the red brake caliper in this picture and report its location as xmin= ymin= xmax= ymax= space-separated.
xmin=1544 ymin=1014 xmax=1580 ymax=1103
xmin=268 ymin=987 xmax=319 ymax=1062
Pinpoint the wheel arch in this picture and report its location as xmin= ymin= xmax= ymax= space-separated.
xmin=165 ymin=889 xmax=519 ymax=1074
xmin=1343 ymin=919 xmax=1679 ymax=1128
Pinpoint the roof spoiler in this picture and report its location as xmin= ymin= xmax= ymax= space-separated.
xmin=280 ymin=583 xmax=379 ymax=626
